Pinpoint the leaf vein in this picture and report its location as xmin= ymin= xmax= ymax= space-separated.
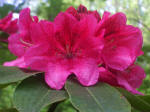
xmin=86 ymin=87 xmax=104 ymax=112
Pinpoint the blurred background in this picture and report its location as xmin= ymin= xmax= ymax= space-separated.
xmin=0 ymin=0 xmax=149 ymax=112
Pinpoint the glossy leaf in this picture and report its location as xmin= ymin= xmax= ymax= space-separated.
xmin=117 ymin=88 xmax=150 ymax=112
xmin=0 ymin=66 xmax=37 ymax=86
xmin=13 ymin=75 xmax=68 ymax=112
xmin=65 ymin=78 xmax=131 ymax=112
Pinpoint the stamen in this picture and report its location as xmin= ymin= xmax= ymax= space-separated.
xmin=20 ymin=38 xmax=33 ymax=47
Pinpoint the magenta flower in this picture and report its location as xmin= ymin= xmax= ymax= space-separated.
xmin=25 ymin=12 xmax=103 ymax=89
xmin=4 ymin=8 xmax=103 ymax=89
xmin=3 ymin=5 xmax=146 ymax=93
xmin=4 ymin=8 xmax=40 ymax=68
xmin=0 ymin=12 xmax=18 ymax=34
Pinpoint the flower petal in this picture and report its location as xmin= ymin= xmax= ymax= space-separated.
xmin=45 ymin=63 xmax=70 ymax=90
xmin=8 ymin=34 xmax=26 ymax=57
xmin=54 ymin=12 xmax=77 ymax=47
xmin=102 ymin=26 xmax=143 ymax=71
xmin=73 ymin=58 xmax=99 ymax=86
xmin=24 ymin=44 xmax=50 ymax=71
xmin=99 ymin=67 xmax=118 ymax=86
xmin=30 ymin=20 xmax=54 ymax=44
xmin=117 ymin=65 xmax=146 ymax=94
xmin=19 ymin=8 xmax=32 ymax=32
xmin=102 ymin=47 xmax=132 ymax=71
xmin=3 ymin=57 xmax=26 ymax=68
xmin=66 ymin=6 xmax=77 ymax=17
xmin=96 ymin=12 xmax=126 ymax=37
xmin=0 ymin=12 xmax=12 ymax=30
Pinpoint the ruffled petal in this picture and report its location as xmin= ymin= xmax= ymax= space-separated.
xmin=73 ymin=58 xmax=99 ymax=86
xmin=45 ymin=63 xmax=70 ymax=90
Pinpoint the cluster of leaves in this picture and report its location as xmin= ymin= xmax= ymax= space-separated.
xmin=0 ymin=66 xmax=150 ymax=112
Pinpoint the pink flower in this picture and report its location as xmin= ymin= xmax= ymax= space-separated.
xmin=99 ymin=65 xmax=146 ymax=94
xmin=4 ymin=8 xmax=40 ymax=68
xmin=4 ymin=7 xmax=103 ymax=90
xmin=96 ymin=12 xmax=143 ymax=71
xmin=24 ymin=12 xmax=103 ymax=89
xmin=4 ymin=5 xmax=146 ymax=92
xmin=0 ymin=12 xmax=18 ymax=34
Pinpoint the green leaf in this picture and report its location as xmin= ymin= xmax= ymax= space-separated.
xmin=65 ymin=78 xmax=131 ymax=112
xmin=0 ymin=66 xmax=37 ymax=86
xmin=117 ymin=88 xmax=150 ymax=112
xmin=131 ymin=108 xmax=140 ymax=112
xmin=13 ymin=75 xmax=68 ymax=112
xmin=0 ymin=108 xmax=18 ymax=112
xmin=137 ymin=95 xmax=150 ymax=104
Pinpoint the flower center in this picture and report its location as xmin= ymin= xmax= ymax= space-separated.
xmin=65 ymin=44 xmax=74 ymax=59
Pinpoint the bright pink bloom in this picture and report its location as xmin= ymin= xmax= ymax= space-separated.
xmin=99 ymin=65 xmax=146 ymax=94
xmin=96 ymin=12 xmax=143 ymax=71
xmin=23 ymin=12 xmax=103 ymax=89
xmin=4 ymin=5 xmax=145 ymax=92
xmin=0 ymin=12 xmax=18 ymax=34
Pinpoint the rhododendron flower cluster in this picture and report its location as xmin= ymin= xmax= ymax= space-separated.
xmin=3 ymin=5 xmax=146 ymax=94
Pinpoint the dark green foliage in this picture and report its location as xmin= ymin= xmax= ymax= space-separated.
xmin=65 ymin=78 xmax=131 ymax=112
xmin=13 ymin=75 xmax=67 ymax=112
